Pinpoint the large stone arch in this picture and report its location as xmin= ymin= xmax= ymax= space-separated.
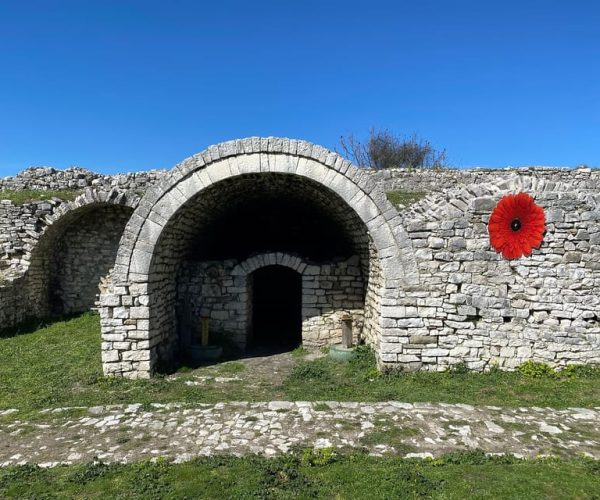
xmin=100 ymin=137 xmax=418 ymax=378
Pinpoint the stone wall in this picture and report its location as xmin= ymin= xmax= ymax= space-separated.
xmin=0 ymin=198 xmax=61 ymax=278
xmin=177 ymin=253 xmax=365 ymax=350
xmin=1 ymin=170 xmax=164 ymax=278
xmin=0 ymin=190 xmax=139 ymax=330
xmin=0 ymin=276 xmax=28 ymax=328
xmin=377 ymin=168 xmax=600 ymax=371
xmin=97 ymin=139 xmax=409 ymax=378
xmin=362 ymin=238 xmax=385 ymax=347
xmin=3 ymin=150 xmax=600 ymax=376
xmin=300 ymin=255 xmax=365 ymax=346
xmin=0 ymin=167 xmax=162 ymax=330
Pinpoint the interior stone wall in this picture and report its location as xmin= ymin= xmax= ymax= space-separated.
xmin=362 ymin=238 xmax=385 ymax=348
xmin=48 ymin=206 xmax=134 ymax=314
xmin=299 ymin=256 xmax=364 ymax=346
xmin=133 ymin=172 xmax=375 ymax=372
xmin=177 ymin=253 xmax=365 ymax=351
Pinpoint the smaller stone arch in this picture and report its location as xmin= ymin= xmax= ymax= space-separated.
xmin=231 ymin=252 xmax=307 ymax=276
xmin=239 ymin=253 xmax=365 ymax=348
xmin=232 ymin=253 xmax=308 ymax=349
xmin=20 ymin=188 xmax=140 ymax=320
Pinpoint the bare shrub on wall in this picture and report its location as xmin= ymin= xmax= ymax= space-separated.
xmin=338 ymin=128 xmax=447 ymax=169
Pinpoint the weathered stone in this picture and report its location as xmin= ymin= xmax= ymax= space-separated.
xmin=410 ymin=335 xmax=438 ymax=345
xmin=471 ymin=197 xmax=496 ymax=212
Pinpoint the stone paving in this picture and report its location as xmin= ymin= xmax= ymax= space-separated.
xmin=1 ymin=401 xmax=599 ymax=467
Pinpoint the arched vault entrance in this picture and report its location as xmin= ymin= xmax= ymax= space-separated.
xmin=100 ymin=138 xmax=418 ymax=378
xmin=18 ymin=190 xmax=137 ymax=321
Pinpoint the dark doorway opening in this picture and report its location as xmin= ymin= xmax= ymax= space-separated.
xmin=251 ymin=266 xmax=302 ymax=350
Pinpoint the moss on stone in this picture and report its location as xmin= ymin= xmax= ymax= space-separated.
xmin=385 ymin=191 xmax=427 ymax=209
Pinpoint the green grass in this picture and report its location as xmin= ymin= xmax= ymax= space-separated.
xmin=291 ymin=345 xmax=308 ymax=358
xmin=312 ymin=402 xmax=331 ymax=412
xmin=3 ymin=314 xmax=600 ymax=417
xmin=215 ymin=361 xmax=245 ymax=374
xmin=0 ymin=313 xmax=279 ymax=417
xmin=0 ymin=189 xmax=83 ymax=205
xmin=360 ymin=418 xmax=420 ymax=452
xmin=386 ymin=191 xmax=427 ymax=208
xmin=283 ymin=346 xmax=600 ymax=409
xmin=1 ymin=452 xmax=600 ymax=499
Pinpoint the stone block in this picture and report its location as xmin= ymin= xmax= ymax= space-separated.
xmin=471 ymin=197 xmax=496 ymax=212
xmin=122 ymin=350 xmax=151 ymax=362
xmin=101 ymin=350 xmax=120 ymax=363
xmin=396 ymin=318 xmax=424 ymax=328
xmin=428 ymin=237 xmax=445 ymax=249
xmin=130 ymin=307 xmax=150 ymax=319
xmin=100 ymin=294 xmax=120 ymax=307
xmin=410 ymin=335 xmax=438 ymax=345
xmin=563 ymin=252 xmax=582 ymax=263
xmin=398 ymin=354 xmax=420 ymax=363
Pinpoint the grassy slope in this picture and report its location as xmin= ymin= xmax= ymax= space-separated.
xmin=1 ymin=453 xmax=599 ymax=499
xmin=2 ymin=314 xmax=600 ymax=414
xmin=0 ymin=189 xmax=82 ymax=205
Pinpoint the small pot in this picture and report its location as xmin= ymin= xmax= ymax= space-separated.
xmin=328 ymin=344 xmax=356 ymax=362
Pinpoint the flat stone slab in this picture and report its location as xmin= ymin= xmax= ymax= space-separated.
xmin=1 ymin=402 xmax=600 ymax=466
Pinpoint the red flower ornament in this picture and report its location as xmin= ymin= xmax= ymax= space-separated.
xmin=488 ymin=193 xmax=545 ymax=260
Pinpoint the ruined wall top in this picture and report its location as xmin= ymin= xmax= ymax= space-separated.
xmin=368 ymin=165 xmax=599 ymax=194
xmin=0 ymin=166 xmax=167 ymax=192
xmin=2 ymin=164 xmax=598 ymax=197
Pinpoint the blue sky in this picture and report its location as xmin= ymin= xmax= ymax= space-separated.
xmin=1 ymin=0 xmax=598 ymax=176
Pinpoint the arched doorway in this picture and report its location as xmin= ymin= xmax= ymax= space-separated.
xmin=250 ymin=265 xmax=302 ymax=350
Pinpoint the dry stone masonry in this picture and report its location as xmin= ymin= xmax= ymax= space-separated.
xmin=177 ymin=253 xmax=365 ymax=349
xmin=0 ymin=166 xmax=166 ymax=192
xmin=0 ymin=184 xmax=154 ymax=326
xmin=1 ymin=138 xmax=599 ymax=378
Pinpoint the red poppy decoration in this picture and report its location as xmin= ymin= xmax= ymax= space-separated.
xmin=488 ymin=193 xmax=545 ymax=260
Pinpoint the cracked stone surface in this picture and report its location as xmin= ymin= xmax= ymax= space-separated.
xmin=1 ymin=402 xmax=600 ymax=466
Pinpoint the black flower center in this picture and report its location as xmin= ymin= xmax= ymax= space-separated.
xmin=511 ymin=218 xmax=522 ymax=232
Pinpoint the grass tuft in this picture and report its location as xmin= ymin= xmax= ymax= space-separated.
xmin=386 ymin=191 xmax=427 ymax=209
